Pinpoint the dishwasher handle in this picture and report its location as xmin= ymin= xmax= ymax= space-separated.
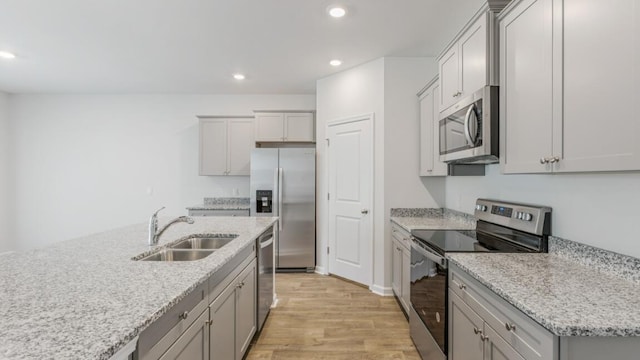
xmin=258 ymin=227 xmax=274 ymax=249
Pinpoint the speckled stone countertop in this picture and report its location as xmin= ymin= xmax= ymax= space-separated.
xmin=390 ymin=208 xmax=476 ymax=231
xmin=187 ymin=197 xmax=250 ymax=210
xmin=0 ymin=216 xmax=277 ymax=360
xmin=447 ymin=252 xmax=640 ymax=337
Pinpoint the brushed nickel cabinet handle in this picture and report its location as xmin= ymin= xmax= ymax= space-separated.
xmin=480 ymin=334 xmax=489 ymax=342
xmin=179 ymin=311 xmax=189 ymax=320
xmin=505 ymin=323 xmax=516 ymax=331
xmin=473 ymin=327 xmax=481 ymax=335
xmin=459 ymin=283 xmax=466 ymax=290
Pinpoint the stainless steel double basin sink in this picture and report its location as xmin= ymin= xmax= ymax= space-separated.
xmin=137 ymin=235 xmax=238 ymax=262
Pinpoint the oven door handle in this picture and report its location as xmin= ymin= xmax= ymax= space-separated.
xmin=410 ymin=238 xmax=447 ymax=268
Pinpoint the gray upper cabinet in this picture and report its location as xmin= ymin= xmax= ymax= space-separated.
xmin=418 ymin=77 xmax=448 ymax=176
xmin=438 ymin=1 xmax=508 ymax=112
xmin=254 ymin=111 xmax=315 ymax=142
xmin=500 ymin=0 xmax=640 ymax=173
xmin=199 ymin=117 xmax=254 ymax=176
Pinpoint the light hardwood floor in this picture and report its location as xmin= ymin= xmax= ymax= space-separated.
xmin=246 ymin=273 xmax=421 ymax=360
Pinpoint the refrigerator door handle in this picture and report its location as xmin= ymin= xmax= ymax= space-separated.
xmin=278 ymin=167 xmax=283 ymax=232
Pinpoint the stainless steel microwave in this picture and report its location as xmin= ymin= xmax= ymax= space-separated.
xmin=439 ymin=86 xmax=499 ymax=164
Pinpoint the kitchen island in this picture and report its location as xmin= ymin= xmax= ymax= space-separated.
xmin=0 ymin=216 xmax=277 ymax=360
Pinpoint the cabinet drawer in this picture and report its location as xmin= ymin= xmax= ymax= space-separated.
xmin=390 ymin=222 xmax=411 ymax=250
xmin=137 ymin=281 xmax=209 ymax=360
xmin=450 ymin=264 xmax=557 ymax=360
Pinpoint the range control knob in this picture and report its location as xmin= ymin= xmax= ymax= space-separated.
xmin=515 ymin=212 xmax=522 ymax=219
xmin=476 ymin=205 xmax=487 ymax=212
xmin=523 ymin=213 xmax=533 ymax=221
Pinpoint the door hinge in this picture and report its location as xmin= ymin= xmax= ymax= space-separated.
xmin=326 ymin=138 xmax=330 ymax=146
xmin=327 ymin=193 xmax=330 ymax=200
xmin=327 ymin=247 xmax=330 ymax=254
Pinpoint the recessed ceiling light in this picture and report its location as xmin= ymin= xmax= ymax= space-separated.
xmin=328 ymin=6 xmax=347 ymax=18
xmin=0 ymin=51 xmax=16 ymax=60
xmin=330 ymin=59 xmax=342 ymax=67
xmin=233 ymin=73 xmax=245 ymax=80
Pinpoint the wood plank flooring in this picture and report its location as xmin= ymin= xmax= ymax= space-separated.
xmin=246 ymin=273 xmax=421 ymax=360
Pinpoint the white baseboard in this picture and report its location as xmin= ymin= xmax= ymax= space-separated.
xmin=370 ymin=284 xmax=394 ymax=296
xmin=314 ymin=265 xmax=328 ymax=275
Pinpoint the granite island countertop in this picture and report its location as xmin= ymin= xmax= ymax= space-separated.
xmin=447 ymin=252 xmax=640 ymax=337
xmin=0 ymin=216 xmax=277 ymax=360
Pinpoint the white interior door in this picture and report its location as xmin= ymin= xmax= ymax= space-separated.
xmin=327 ymin=115 xmax=373 ymax=287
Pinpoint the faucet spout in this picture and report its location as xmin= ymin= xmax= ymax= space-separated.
xmin=148 ymin=207 xmax=194 ymax=246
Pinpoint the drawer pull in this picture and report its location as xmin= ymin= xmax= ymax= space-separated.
xmin=179 ymin=311 xmax=189 ymax=320
xmin=459 ymin=283 xmax=467 ymax=290
xmin=505 ymin=323 xmax=516 ymax=331
xmin=480 ymin=334 xmax=489 ymax=342
xmin=473 ymin=327 xmax=481 ymax=335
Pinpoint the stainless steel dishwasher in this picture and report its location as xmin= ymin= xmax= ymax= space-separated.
xmin=256 ymin=226 xmax=274 ymax=331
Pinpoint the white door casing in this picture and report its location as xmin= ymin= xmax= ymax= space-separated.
xmin=327 ymin=114 xmax=373 ymax=287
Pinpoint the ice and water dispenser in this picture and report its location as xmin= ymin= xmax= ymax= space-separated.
xmin=256 ymin=190 xmax=273 ymax=213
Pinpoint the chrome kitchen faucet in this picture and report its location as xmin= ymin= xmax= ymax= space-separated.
xmin=148 ymin=207 xmax=194 ymax=245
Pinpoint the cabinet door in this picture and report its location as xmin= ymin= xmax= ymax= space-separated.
xmin=284 ymin=113 xmax=315 ymax=142
xmin=449 ymin=291 xmax=484 ymax=360
xmin=199 ymin=119 xmax=228 ymax=175
xmin=484 ymin=325 xmax=526 ymax=360
xmin=432 ymin=85 xmax=448 ymax=175
xmin=459 ymin=13 xmax=487 ymax=97
xmin=391 ymin=241 xmax=402 ymax=299
xmin=255 ymin=113 xmax=284 ymax=141
xmin=500 ymin=0 xmax=555 ymax=173
xmin=419 ymin=88 xmax=435 ymax=175
xmin=236 ymin=260 xmax=257 ymax=359
xmin=557 ymin=0 xmax=640 ymax=172
xmin=227 ymin=118 xmax=254 ymax=175
xmin=210 ymin=281 xmax=236 ymax=360
xmin=439 ymin=46 xmax=460 ymax=111
xmin=421 ymin=83 xmax=448 ymax=177
xmin=400 ymin=246 xmax=411 ymax=314
xmin=159 ymin=310 xmax=209 ymax=360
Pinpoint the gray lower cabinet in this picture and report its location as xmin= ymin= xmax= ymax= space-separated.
xmin=450 ymin=263 xmax=640 ymax=360
xmin=449 ymin=264 xmax=557 ymax=360
xmin=209 ymin=258 xmax=257 ymax=360
xmin=136 ymin=244 xmax=257 ymax=360
xmin=390 ymin=222 xmax=411 ymax=315
xmin=159 ymin=310 xmax=210 ymax=360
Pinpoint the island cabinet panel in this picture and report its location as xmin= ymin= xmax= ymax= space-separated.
xmin=209 ymin=257 xmax=257 ymax=360
xmin=500 ymin=0 xmax=640 ymax=173
xmin=159 ymin=310 xmax=209 ymax=360
xmin=209 ymin=278 xmax=236 ymax=360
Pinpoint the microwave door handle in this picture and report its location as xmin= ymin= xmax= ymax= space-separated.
xmin=464 ymin=104 xmax=475 ymax=145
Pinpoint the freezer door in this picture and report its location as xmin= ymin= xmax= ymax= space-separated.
xmin=278 ymin=148 xmax=316 ymax=269
xmin=250 ymin=149 xmax=279 ymax=217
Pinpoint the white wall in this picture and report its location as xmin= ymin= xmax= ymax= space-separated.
xmin=445 ymin=165 xmax=640 ymax=258
xmin=9 ymin=94 xmax=315 ymax=250
xmin=0 ymin=92 xmax=11 ymax=252
xmin=316 ymin=57 xmax=441 ymax=293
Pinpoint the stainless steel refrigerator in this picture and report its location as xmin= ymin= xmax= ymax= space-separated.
xmin=250 ymin=148 xmax=316 ymax=271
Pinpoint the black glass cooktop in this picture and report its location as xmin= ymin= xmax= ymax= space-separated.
xmin=411 ymin=222 xmax=545 ymax=256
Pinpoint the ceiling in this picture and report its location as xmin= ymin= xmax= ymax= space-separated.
xmin=0 ymin=0 xmax=484 ymax=94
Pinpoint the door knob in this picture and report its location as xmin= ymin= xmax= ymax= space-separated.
xmin=361 ymin=209 xmax=369 ymax=214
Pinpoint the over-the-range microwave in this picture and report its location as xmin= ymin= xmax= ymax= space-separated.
xmin=439 ymin=86 xmax=498 ymax=164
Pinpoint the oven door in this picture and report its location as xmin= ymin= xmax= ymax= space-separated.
xmin=410 ymin=240 xmax=447 ymax=359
